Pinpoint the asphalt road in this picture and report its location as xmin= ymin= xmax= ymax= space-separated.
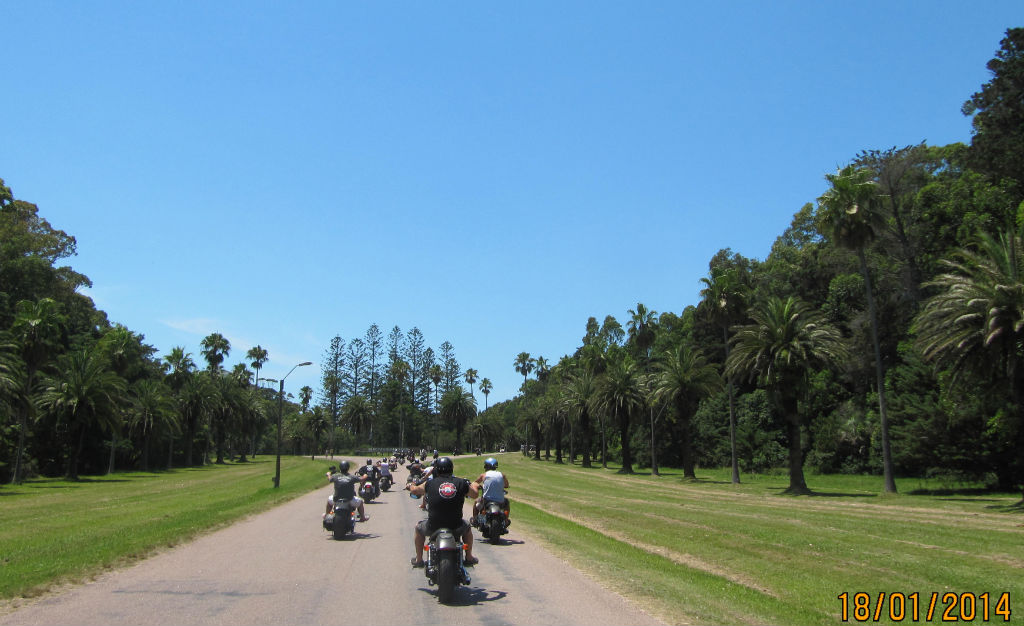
xmin=1 ymin=460 xmax=664 ymax=626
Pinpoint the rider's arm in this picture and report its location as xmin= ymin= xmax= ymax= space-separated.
xmin=467 ymin=480 xmax=480 ymax=499
xmin=503 ymin=475 xmax=510 ymax=488
xmin=407 ymin=481 xmax=426 ymax=496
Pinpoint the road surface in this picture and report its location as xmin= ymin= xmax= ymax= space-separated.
xmin=1 ymin=460 xmax=664 ymax=626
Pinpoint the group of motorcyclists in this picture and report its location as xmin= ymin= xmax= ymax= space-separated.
xmin=323 ymin=449 xmax=510 ymax=571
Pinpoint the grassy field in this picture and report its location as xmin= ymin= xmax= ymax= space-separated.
xmin=2 ymin=454 xmax=1022 ymax=624
xmin=490 ymin=453 xmax=1023 ymax=625
xmin=0 ymin=456 xmax=327 ymax=601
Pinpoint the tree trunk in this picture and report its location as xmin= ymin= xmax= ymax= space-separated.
xmin=782 ymin=395 xmax=808 ymax=494
xmin=617 ymin=407 xmax=633 ymax=474
xmin=649 ymin=406 xmax=659 ymax=476
xmin=580 ymin=408 xmax=592 ymax=468
xmin=860 ymin=249 xmax=897 ymax=494
xmin=679 ymin=398 xmax=695 ymax=479
xmin=554 ymin=416 xmax=563 ymax=464
xmin=724 ymin=326 xmax=740 ymax=484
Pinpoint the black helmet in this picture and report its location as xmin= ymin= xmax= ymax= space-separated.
xmin=366 ymin=459 xmax=372 ymax=465
xmin=434 ymin=456 xmax=454 ymax=476
xmin=339 ymin=460 xmax=350 ymax=473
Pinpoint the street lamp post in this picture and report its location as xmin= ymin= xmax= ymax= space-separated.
xmin=274 ymin=361 xmax=312 ymax=488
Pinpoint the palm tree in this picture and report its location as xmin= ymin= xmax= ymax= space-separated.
xmin=699 ymin=266 xmax=748 ymax=483
xmin=595 ymin=351 xmax=646 ymax=473
xmin=651 ymin=344 xmax=723 ymax=479
xmin=627 ymin=303 xmax=658 ymax=359
xmin=514 ymin=352 xmax=535 ymax=388
xmin=200 ymin=332 xmax=231 ymax=372
xmin=342 ymin=395 xmax=372 ymax=441
xmin=479 ymin=377 xmax=492 ymax=410
xmin=164 ymin=347 xmax=196 ymax=391
xmin=299 ymin=385 xmax=313 ymax=413
xmin=562 ymin=369 xmax=597 ymax=467
xmin=817 ymin=164 xmax=897 ymax=493
xmin=128 ymin=378 xmax=176 ymax=471
xmin=179 ymin=371 xmax=215 ymax=466
xmin=914 ymin=227 xmax=1024 ymax=495
xmin=725 ymin=296 xmax=848 ymax=494
xmin=440 ymin=388 xmax=476 ymax=453
xmin=535 ymin=357 xmax=550 ymax=382
xmin=464 ymin=368 xmax=479 ymax=399
xmin=9 ymin=298 xmax=65 ymax=484
xmin=38 ymin=347 xmax=126 ymax=480
xmin=246 ymin=344 xmax=269 ymax=387
xmin=306 ymin=406 xmax=329 ymax=460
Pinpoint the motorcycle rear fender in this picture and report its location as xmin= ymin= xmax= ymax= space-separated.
xmin=432 ymin=530 xmax=461 ymax=551
xmin=486 ymin=502 xmax=503 ymax=514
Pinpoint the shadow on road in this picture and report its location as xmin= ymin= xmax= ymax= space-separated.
xmin=417 ymin=586 xmax=508 ymax=606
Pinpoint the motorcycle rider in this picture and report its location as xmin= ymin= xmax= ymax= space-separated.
xmin=377 ymin=459 xmax=393 ymax=489
xmin=406 ymin=456 xmax=479 ymax=568
xmin=325 ymin=461 xmax=370 ymax=522
xmin=358 ymin=458 xmax=382 ymax=497
xmin=471 ymin=457 xmax=510 ymax=524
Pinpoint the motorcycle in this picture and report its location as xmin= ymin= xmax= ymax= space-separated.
xmin=379 ymin=474 xmax=393 ymax=492
xmin=323 ymin=499 xmax=357 ymax=540
xmin=475 ymin=500 xmax=509 ymax=544
xmin=360 ymin=480 xmax=376 ymax=502
xmin=389 ymin=461 xmax=398 ymax=471
xmin=424 ymin=527 xmax=471 ymax=603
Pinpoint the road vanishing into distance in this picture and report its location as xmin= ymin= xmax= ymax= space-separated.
xmin=1 ymin=459 xmax=664 ymax=626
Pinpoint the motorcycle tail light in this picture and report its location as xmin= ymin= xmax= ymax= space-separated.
xmin=462 ymin=544 xmax=468 ymax=550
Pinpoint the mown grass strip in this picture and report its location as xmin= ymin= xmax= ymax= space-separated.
xmin=0 ymin=457 xmax=327 ymax=600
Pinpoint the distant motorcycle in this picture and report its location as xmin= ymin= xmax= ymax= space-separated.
xmin=379 ymin=474 xmax=393 ymax=492
xmin=360 ymin=481 xmax=376 ymax=502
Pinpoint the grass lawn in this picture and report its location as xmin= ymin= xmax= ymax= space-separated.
xmin=0 ymin=456 xmax=326 ymax=601
xmin=2 ymin=453 xmax=1021 ymax=625
xmin=488 ymin=453 xmax=1023 ymax=625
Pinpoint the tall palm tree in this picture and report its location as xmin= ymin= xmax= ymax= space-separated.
xmin=479 ymin=377 xmax=492 ymax=410
xmin=246 ymin=344 xmax=269 ymax=387
xmin=699 ymin=266 xmax=748 ymax=483
xmin=725 ymin=296 xmax=848 ymax=494
xmin=464 ymin=368 xmax=479 ymax=399
xmin=299 ymin=385 xmax=313 ymax=413
xmin=817 ymin=164 xmax=897 ymax=493
xmin=306 ymin=406 xmax=329 ymax=460
xmin=651 ymin=344 xmax=723 ymax=479
xmin=9 ymin=298 xmax=65 ymax=484
xmin=914 ymin=227 xmax=1024 ymax=497
xmin=562 ymin=369 xmax=597 ymax=468
xmin=627 ymin=303 xmax=658 ymax=359
xmin=534 ymin=357 xmax=550 ymax=382
xmin=342 ymin=395 xmax=372 ymax=441
xmin=200 ymin=332 xmax=231 ymax=372
xmin=595 ymin=351 xmax=646 ymax=473
xmin=514 ymin=352 xmax=535 ymax=388
xmin=164 ymin=347 xmax=196 ymax=392
xmin=38 ymin=347 xmax=126 ymax=480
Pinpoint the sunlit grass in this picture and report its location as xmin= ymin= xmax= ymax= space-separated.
xmin=498 ymin=453 xmax=1023 ymax=625
xmin=0 ymin=457 xmax=325 ymax=599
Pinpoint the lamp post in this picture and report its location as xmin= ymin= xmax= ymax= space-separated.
xmin=274 ymin=361 xmax=312 ymax=488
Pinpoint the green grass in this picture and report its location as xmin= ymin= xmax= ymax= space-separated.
xmin=3 ymin=454 xmax=1022 ymax=624
xmin=498 ymin=454 xmax=1024 ymax=625
xmin=0 ymin=456 xmax=326 ymax=600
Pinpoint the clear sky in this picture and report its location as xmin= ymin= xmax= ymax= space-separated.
xmin=3 ymin=3 xmax=1021 ymax=406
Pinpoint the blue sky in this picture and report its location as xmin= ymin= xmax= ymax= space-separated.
xmin=3 ymin=3 xmax=1021 ymax=406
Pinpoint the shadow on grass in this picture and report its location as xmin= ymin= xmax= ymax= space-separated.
xmin=766 ymin=486 xmax=878 ymax=498
xmin=985 ymin=501 xmax=1024 ymax=513
xmin=907 ymin=487 xmax=998 ymax=497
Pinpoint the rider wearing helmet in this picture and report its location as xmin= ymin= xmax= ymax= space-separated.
xmin=357 ymin=458 xmax=382 ymax=497
xmin=325 ymin=460 xmax=369 ymax=522
xmin=471 ymin=457 xmax=510 ymax=523
xmin=406 ymin=456 xmax=479 ymax=568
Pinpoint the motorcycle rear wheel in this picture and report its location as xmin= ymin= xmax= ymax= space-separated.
xmin=489 ymin=517 xmax=502 ymax=544
xmin=436 ymin=553 xmax=457 ymax=603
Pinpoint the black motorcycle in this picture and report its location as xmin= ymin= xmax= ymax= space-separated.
xmin=424 ymin=527 xmax=471 ymax=603
xmin=379 ymin=474 xmax=393 ymax=492
xmin=323 ymin=499 xmax=356 ymax=540
xmin=475 ymin=500 xmax=509 ymax=544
